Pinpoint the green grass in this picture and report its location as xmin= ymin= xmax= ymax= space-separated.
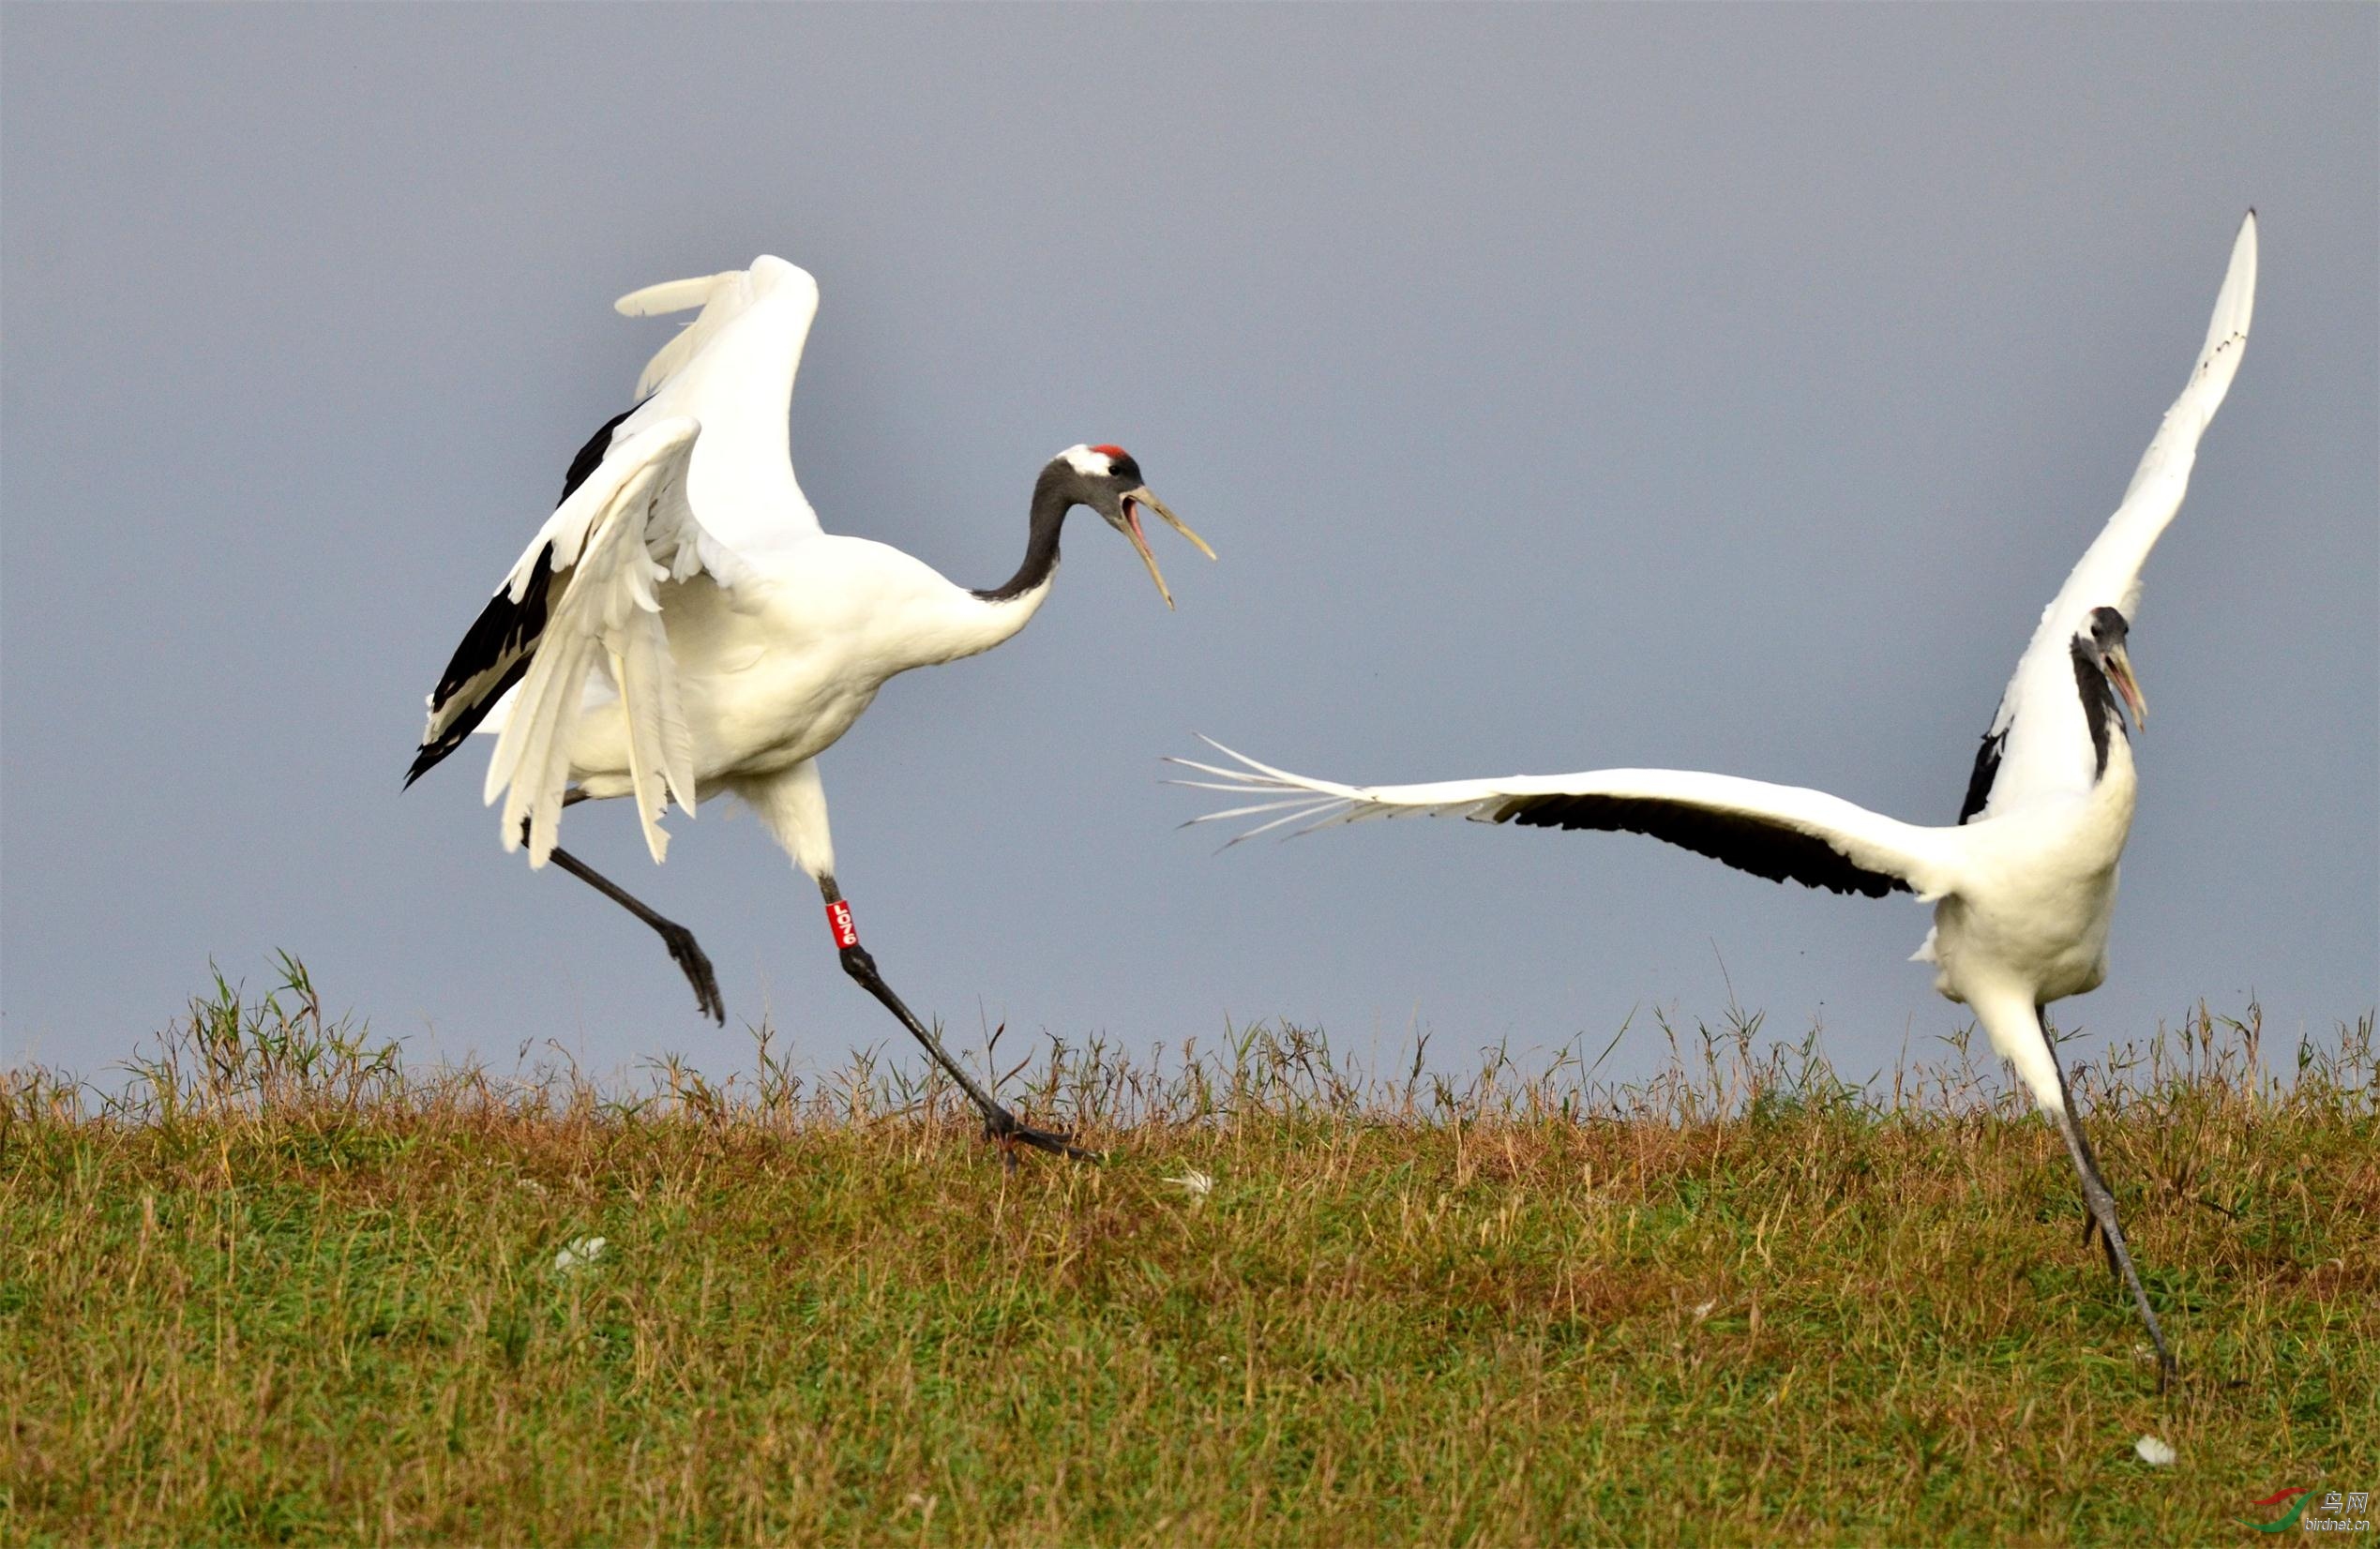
xmin=3 ymin=961 xmax=2373 ymax=1544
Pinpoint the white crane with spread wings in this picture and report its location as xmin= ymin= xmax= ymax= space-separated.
xmin=410 ymin=256 xmax=1213 ymax=1161
xmin=1179 ymin=213 xmax=2258 ymax=1376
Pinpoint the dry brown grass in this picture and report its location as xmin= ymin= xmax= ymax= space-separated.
xmin=2 ymin=961 xmax=2372 ymax=1543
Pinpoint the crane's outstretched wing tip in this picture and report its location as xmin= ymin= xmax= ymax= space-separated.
xmin=1210 ymin=809 xmax=1338 ymax=854
xmin=1193 ymin=734 xmax=1269 ymax=769
xmin=1167 ymin=742 xmax=1308 ymax=790
xmin=1199 ymin=736 xmax=1346 ymax=790
xmin=614 ymin=270 xmax=736 ymax=318
xmin=1171 ymin=737 xmax=1376 ymax=842
xmin=1183 ymin=795 xmax=1337 ymax=825
xmin=1164 ymin=762 xmax=1274 ymax=787
xmin=2210 ymin=211 xmax=2258 ymax=336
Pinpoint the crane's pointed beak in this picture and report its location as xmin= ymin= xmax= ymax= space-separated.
xmin=1120 ymin=487 xmax=1214 ymax=610
xmin=2104 ymin=642 xmax=2147 ymax=730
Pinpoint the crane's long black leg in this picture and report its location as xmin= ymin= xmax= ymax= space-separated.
xmin=524 ymin=805 xmax=723 ymax=1024
xmin=2044 ymin=1010 xmax=2174 ymax=1389
xmin=819 ymin=878 xmax=1097 ymax=1165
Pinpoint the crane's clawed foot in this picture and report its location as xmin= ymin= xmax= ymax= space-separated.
xmin=831 ymin=940 xmax=1102 ymax=1165
xmin=535 ymin=835 xmax=723 ymax=1023
xmin=982 ymin=1105 xmax=1103 ymax=1166
xmin=658 ymin=922 xmax=725 ymax=1024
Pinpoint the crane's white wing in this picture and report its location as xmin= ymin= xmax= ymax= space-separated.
xmin=412 ymin=417 xmax=714 ymax=867
xmin=610 ymin=255 xmax=823 ymax=562
xmin=1964 ymin=212 xmax=2257 ymax=821
xmin=1174 ymin=741 xmax=1962 ymax=901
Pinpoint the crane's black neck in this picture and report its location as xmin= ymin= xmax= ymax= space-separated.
xmin=2071 ymin=636 xmax=2123 ymax=779
xmin=2070 ymin=607 xmax=2131 ymax=781
xmin=970 ymin=474 xmax=1077 ymax=603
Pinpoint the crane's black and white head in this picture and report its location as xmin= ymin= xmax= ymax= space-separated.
xmin=1045 ymin=444 xmax=1214 ymax=609
xmin=2079 ymin=605 xmax=2147 ymax=731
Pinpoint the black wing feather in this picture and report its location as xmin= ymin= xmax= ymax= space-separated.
xmin=556 ymin=404 xmax=639 ymax=507
xmin=404 ymin=403 xmax=643 ymax=789
xmin=403 ymin=545 xmax=557 ymax=788
xmin=1491 ymin=792 xmax=1910 ymax=898
xmin=1956 ymin=728 xmax=2005 ymax=825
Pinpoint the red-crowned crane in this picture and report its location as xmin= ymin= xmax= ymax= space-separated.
xmin=409 ymin=256 xmax=1213 ymax=1161
xmin=1177 ymin=213 xmax=2257 ymax=1377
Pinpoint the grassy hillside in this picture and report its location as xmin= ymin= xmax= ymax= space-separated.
xmin=4 ymin=962 xmax=2373 ymax=1544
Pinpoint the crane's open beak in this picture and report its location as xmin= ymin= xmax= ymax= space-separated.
xmin=1120 ymin=487 xmax=1215 ymax=610
xmin=2104 ymin=642 xmax=2147 ymax=730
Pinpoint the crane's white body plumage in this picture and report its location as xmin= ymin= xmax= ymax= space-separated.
xmin=426 ymin=256 xmax=1058 ymax=877
xmin=1182 ymin=213 xmax=2257 ymax=1120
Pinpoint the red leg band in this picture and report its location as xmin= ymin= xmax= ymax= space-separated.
xmin=826 ymin=899 xmax=858 ymax=950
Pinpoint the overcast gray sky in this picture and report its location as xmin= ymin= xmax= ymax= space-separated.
xmin=5 ymin=6 xmax=2373 ymax=1096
